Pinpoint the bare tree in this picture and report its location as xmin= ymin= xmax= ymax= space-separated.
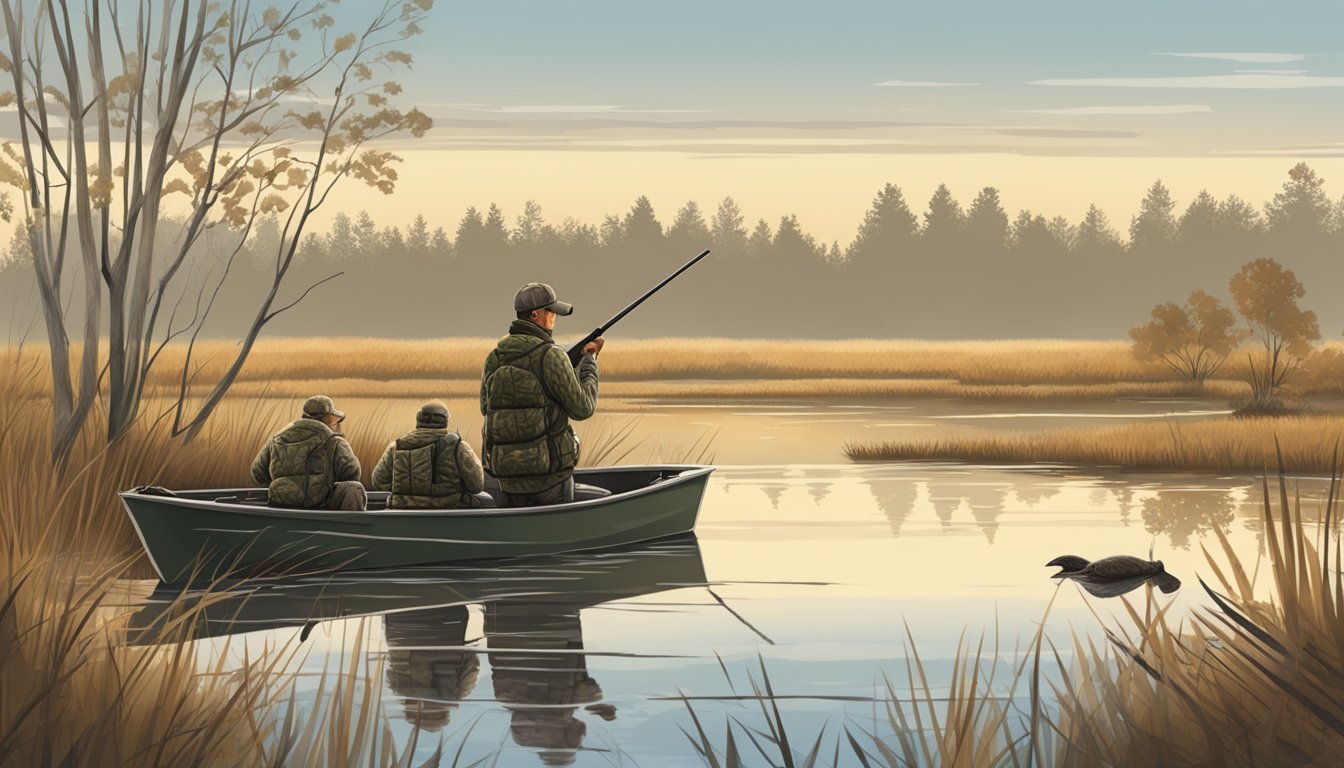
xmin=1130 ymin=290 xmax=1241 ymax=385
xmin=0 ymin=0 xmax=434 ymax=461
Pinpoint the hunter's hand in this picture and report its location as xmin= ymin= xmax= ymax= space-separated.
xmin=582 ymin=337 xmax=605 ymax=357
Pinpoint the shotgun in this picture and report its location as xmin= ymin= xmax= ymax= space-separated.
xmin=566 ymin=248 xmax=711 ymax=366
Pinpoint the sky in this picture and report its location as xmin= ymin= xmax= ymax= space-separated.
xmin=387 ymin=0 xmax=1344 ymax=157
xmin=294 ymin=0 xmax=1344 ymax=240
xmin=3 ymin=0 xmax=1341 ymax=241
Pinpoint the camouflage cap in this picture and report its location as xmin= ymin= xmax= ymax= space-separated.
xmin=514 ymin=282 xmax=574 ymax=316
xmin=302 ymin=395 xmax=345 ymax=420
xmin=416 ymin=401 xmax=450 ymax=428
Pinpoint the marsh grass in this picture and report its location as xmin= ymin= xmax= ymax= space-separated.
xmin=0 ymin=350 xmax=540 ymax=767
xmin=683 ymin=455 xmax=1344 ymax=767
xmin=845 ymin=414 xmax=1344 ymax=474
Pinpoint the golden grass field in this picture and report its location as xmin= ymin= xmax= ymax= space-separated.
xmin=846 ymin=415 xmax=1344 ymax=474
xmin=8 ymin=336 xmax=1340 ymax=404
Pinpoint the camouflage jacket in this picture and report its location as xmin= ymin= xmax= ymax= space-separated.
xmin=249 ymin=418 xmax=361 ymax=507
xmin=370 ymin=428 xmax=486 ymax=509
xmin=479 ymin=320 xmax=599 ymax=494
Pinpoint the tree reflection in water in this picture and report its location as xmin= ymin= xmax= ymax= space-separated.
xmin=1140 ymin=489 xmax=1236 ymax=549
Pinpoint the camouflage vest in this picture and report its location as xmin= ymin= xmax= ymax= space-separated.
xmin=389 ymin=431 xmax=470 ymax=509
xmin=482 ymin=338 xmax=578 ymax=482
xmin=267 ymin=419 xmax=337 ymax=508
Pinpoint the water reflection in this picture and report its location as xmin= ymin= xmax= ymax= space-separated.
xmin=486 ymin=602 xmax=605 ymax=765
xmin=1140 ymin=489 xmax=1237 ymax=549
xmin=126 ymin=536 xmax=708 ymax=763
xmin=864 ymin=475 xmax=918 ymax=535
xmin=384 ymin=605 xmax=479 ymax=732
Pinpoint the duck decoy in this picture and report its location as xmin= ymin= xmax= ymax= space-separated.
xmin=1045 ymin=555 xmax=1181 ymax=596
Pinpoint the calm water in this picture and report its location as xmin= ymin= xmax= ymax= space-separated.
xmin=119 ymin=399 xmax=1331 ymax=766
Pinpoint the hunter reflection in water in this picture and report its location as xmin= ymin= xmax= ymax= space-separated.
xmin=384 ymin=606 xmax=479 ymax=732
xmin=382 ymin=593 xmax=615 ymax=765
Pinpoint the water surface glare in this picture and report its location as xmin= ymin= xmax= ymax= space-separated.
xmin=121 ymin=461 xmax=1334 ymax=766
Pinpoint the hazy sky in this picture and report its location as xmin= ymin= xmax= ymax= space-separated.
xmin=388 ymin=0 xmax=1344 ymax=157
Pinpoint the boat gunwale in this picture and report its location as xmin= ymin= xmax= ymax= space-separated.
xmin=117 ymin=464 xmax=715 ymax=520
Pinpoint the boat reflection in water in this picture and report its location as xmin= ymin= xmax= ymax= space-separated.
xmin=125 ymin=535 xmax=709 ymax=764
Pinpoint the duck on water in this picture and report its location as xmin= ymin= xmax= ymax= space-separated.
xmin=1046 ymin=554 xmax=1182 ymax=598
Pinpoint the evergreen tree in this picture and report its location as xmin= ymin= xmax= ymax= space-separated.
xmin=747 ymin=218 xmax=773 ymax=261
xmin=1075 ymin=204 xmax=1123 ymax=258
xmin=667 ymin=200 xmax=711 ymax=250
xmin=622 ymin=196 xmax=665 ymax=253
xmin=1177 ymin=190 xmax=1220 ymax=248
xmin=454 ymin=206 xmax=486 ymax=259
xmin=406 ymin=215 xmax=431 ymax=257
xmin=599 ymin=214 xmax=624 ymax=250
xmin=325 ymin=211 xmax=357 ymax=263
xmin=965 ymin=186 xmax=1008 ymax=257
xmin=483 ymin=203 xmax=510 ymax=256
xmin=430 ymin=227 xmax=451 ymax=257
xmin=513 ymin=200 xmax=548 ymax=247
xmin=846 ymin=183 xmax=917 ymax=268
xmin=353 ymin=210 xmax=380 ymax=256
xmin=920 ymin=183 xmax=965 ymax=256
xmin=1128 ymin=180 xmax=1177 ymax=257
xmin=1265 ymin=163 xmax=1333 ymax=253
xmin=710 ymin=197 xmax=749 ymax=258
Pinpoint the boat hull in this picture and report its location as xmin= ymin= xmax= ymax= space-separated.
xmin=120 ymin=465 xmax=712 ymax=583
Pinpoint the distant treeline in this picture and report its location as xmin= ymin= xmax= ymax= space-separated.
xmin=3 ymin=163 xmax=1341 ymax=340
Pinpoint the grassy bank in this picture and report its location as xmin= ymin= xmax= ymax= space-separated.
xmin=846 ymin=414 xmax=1344 ymax=474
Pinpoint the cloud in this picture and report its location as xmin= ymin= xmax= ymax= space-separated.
xmin=1030 ymin=73 xmax=1344 ymax=89
xmin=1015 ymin=105 xmax=1212 ymax=115
xmin=485 ymin=105 xmax=712 ymax=114
xmin=873 ymin=80 xmax=979 ymax=87
xmin=1234 ymin=69 xmax=1308 ymax=75
xmin=1154 ymin=52 xmax=1308 ymax=63
xmin=992 ymin=128 xmax=1143 ymax=139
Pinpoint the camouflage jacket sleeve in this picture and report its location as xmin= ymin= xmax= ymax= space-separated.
xmin=455 ymin=438 xmax=486 ymax=493
xmin=330 ymin=436 xmax=363 ymax=482
xmin=479 ymin=352 xmax=497 ymax=416
xmin=541 ymin=346 xmax=599 ymax=421
xmin=370 ymin=444 xmax=394 ymax=492
xmin=250 ymin=442 xmax=272 ymax=486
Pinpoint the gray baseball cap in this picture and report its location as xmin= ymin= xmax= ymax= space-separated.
xmin=302 ymin=395 xmax=345 ymax=420
xmin=514 ymin=282 xmax=574 ymax=316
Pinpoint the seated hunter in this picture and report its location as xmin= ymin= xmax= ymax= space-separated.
xmin=250 ymin=395 xmax=366 ymax=511
xmin=371 ymin=402 xmax=492 ymax=509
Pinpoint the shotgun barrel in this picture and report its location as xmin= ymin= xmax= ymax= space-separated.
xmin=566 ymin=248 xmax=711 ymax=366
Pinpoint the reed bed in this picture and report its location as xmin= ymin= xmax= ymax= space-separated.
xmin=845 ymin=414 xmax=1344 ymax=474
xmin=0 ymin=350 xmax=508 ymax=767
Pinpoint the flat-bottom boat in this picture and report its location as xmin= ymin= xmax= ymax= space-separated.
xmin=119 ymin=465 xmax=713 ymax=584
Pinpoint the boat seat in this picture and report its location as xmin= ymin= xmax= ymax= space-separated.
xmin=574 ymin=483 xmax=611 ymax=502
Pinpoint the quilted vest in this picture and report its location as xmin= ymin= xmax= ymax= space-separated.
xmin=267 ymin=419 xmax=336 ymax=508
xmin=389 ymin=432 xmax=470 ymax=509
xmin=482 ymin=339 xmax=577 ymax=482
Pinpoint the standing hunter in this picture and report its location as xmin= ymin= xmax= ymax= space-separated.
xmin=480 ymin=282 xmax=603 ymax=507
